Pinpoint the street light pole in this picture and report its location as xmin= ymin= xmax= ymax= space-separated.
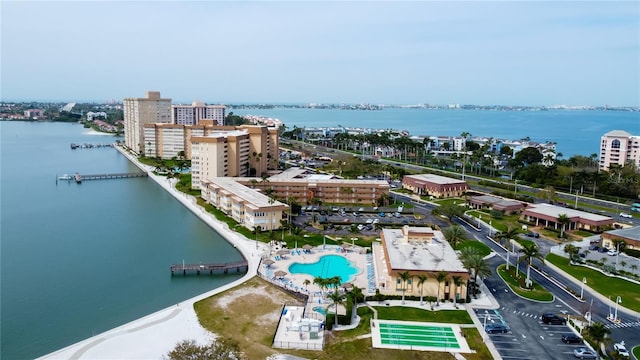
xmin=581 ymin=277 xmax=586 ymax=300
xmin=614 ymin=296 xmax=622 ymax=322
xmin=506 ymin=239 xmax=511 ymax=270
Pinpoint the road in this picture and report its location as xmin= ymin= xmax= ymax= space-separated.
xmin=396 ymin=192 xmax=640 ymax=359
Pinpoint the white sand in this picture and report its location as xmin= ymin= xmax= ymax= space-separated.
xmin=39 ymin=146 xmax=265 ymax=360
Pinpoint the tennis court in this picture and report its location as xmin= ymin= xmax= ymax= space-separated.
xmin=371 ymin=320 xmax=471 ymax=353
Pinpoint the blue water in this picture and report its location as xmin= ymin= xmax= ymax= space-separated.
xmin=312 ymin=306 xmax=327 ymax=315
xmin=231 ymin=108 xmax=640 ymax=157
xmin=288 ymin=254 xmax=359 ymax=284
xmin=0 ymin=121 xmax=245 ymax=359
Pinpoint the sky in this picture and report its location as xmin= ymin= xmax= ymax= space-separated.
xmin=1 ymin=1 xmax=639 ymax=106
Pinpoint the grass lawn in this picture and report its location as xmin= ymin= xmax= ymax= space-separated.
xmin=433 ymin=198 xmax=465 ymax=206
xmin=497 ymin=264 xmax=554 ymax=302
xmin=466 ymin=211 xmax=523 ymax=234
xmin=633 ymin=345 xmax=640 ymax=360
xmin=456 ymin=240 xmax=492 ymax=257
xmin=374 ymin=306 xmax=473 ymax=323
xmin=546 ymin=253 xmax=640 ymax=312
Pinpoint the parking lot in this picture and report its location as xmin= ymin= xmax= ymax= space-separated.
xmin=294 ymin=205 xmax=423 ymax=236
xmin=476 ymin=308 xmax=598 ymax=359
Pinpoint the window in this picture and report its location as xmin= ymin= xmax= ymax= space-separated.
xmin=611 ymin=139 xmax=621 ymax=149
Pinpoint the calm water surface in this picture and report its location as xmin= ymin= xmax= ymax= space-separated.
xmin=231 ymin=108 xmax=640 ymax=157
xmin=1 ymin=122 xmax=244 ymax=359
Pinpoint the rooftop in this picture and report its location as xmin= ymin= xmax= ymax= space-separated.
xmin=604 ymin=130 xmax=633 ymax=137
xmin=381 ymin=227 xmax=467 ymax=273
xmin=604 ymin=226 xmax=640 ymax=241
xmin=523 ymin=203 xmax=613 ymax=222
xmin=404 ymin=173 xmax=466 ymax=185
xmin=207 ymin=177 xmax=286 ymax=209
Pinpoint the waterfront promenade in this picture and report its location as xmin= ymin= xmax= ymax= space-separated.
xmin=39 ymin=146 xmax=265 ymax=360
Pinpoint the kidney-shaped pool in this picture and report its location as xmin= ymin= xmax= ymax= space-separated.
xmin=288 ymin=254 xmax=360 ymax=284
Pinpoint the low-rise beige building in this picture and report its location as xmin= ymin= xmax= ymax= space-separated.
xmin=402 ymin=174 xmax=468 ymax=198
xmin=201 ymin=177 xmax=288 ymax=231
xmin=373 ymin=226 xmax=469 ymax=301
xmin=601 ymin=226 xmax=640 ymax=250
xmin=520 ymin=203 xmax=614 ymax=233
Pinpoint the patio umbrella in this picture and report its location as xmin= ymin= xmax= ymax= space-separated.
xmin=342 ymin=282 xmax=354 ymax=290
xmin=303 ymin=244 xmax=313 ymax=250
xmin=342 ymin=243 xmax=351 ymax=249
xmin=274 ymin=270 xmax=287 ymax=278
xmin=277 ymin=249 xmax=290 ymax=255
xmin=263 ymin=259 xmax=275 ymax=266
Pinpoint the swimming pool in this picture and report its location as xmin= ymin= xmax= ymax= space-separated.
xmin=288 ymin=255 xmax=359 ymax=284
xmin=312 ymin=306 xmax=327 ymax=315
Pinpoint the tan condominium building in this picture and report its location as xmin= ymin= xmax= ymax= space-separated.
xmin=172 ymin=101 xmax=225 ymax=126
xmin=235 ymin=168 xmax=390 ymax=205
xmin=372 ymin=226 xmax=469 ymax=301
xmin=402 ymin=174 xmax=468 ymax=198
xmin=190 ymin=125 xmax=279 ymax=189
xmin=201 ymin=177 xmax=288 ymax=231
xmin=599 ymin=130 xmax=640 ymax=171
xmin=124 ymin=91 xmax=172 ymax=155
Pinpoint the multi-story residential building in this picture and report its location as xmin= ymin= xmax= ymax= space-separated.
xmin=200 ymin=177 xmax=288 ymax=231
xmin=172 ymin=101 xmax=225 ymax=126
xmin=599 ymin=130 xmax=640 ymax=171
xmin=123 ymin=91 xmax=172 ymax=155
xmin=236 ymin=169 xmax=390 ymax=205
xmin=402 ymin=174 xmax=468 ymax=198
xmin=189 ymin=125 xmax=279 ymax=189
xmin=372 ymin=226 xmax=469 ymax=300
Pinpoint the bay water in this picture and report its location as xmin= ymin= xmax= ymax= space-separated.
xmin=230 ymin=108 xmax=640 ymax=157
xmin=0 ymin=122 xmax=244 ymax=359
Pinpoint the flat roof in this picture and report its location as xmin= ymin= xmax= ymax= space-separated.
xmin=523 ymin=203 xmax=612 ymax=222
xmin=381 ymin=228 xmax=467 ymax=273
xmin=404 ymin=174 xmax=466 ymax=185
xmin=268 ymin=167 xmax=308 ymax=179
xmin=471 ymin=195 xmax=524 ymax=208
xmin=605 ymin=226 xmax=640 ymax=241
xmin=207 ymin=177 xmax=286 ymax=208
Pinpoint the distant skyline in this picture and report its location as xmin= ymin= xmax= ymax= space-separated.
xmin=1 ymin=1 xmax=639 ymax=107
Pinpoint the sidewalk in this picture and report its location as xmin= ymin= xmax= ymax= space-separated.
xmin=39 ymin=146 xmax=264 ymax=360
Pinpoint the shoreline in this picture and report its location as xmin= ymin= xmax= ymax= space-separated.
xmin=39 ymin=146 xmax=266 ymax=360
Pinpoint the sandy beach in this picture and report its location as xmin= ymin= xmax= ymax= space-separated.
xmin=39 ymin=146 xmax=266 ymax=360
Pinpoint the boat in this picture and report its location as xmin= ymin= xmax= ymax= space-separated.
xmin=74 ymin=173 xmax=82 ymax=184
xmin=58 ymin=174 xmax=73 ymax=180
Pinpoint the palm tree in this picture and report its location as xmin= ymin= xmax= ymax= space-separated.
xmin=557 ymin=213 xmax=570 ymax=238
xmin=327 ymin=291 xmax=345 ymax=329
xmin=495 ymin=226 xmax=519 ymax=248
xmin=303 ymin=279 xmax=311 ymax=292
xmin=349 ymin=285 xmax=364 ymax=304
xmin=398 ymin=271 xmax=412 ymax=304
xmin=435 ymin=271 xmax=448 ymax=305
xmin=416 ymin=274 xmax=429 ymax=305
xmin=451 ymin=275 xmax=463 ymax=308
xmin=442 ymin=225 xmax=468 ymax=248
xmin=519 ymin=243 xmax=544 ymax=288
xmin=631 ymin=264 xmax=638 ymax=272
xmin=586 ymin=322 xmax=610 ymax=349
xmin=313 ymin=276 xmax=327 ymax=294
xmin=464 ymin=253 xmax=492 ymax=284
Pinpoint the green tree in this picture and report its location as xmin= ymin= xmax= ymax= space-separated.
xmin=557 ymin=213 xmax=570 ymax=238
xmin=464 ymin=253 xmax=492 ymax=284
xmin=348 ymin=285 xmax=364 ymax=304
xmin=451 ymin=275 xmax=463 ymax=308
xmin=165 ymin=337 xmax=246 ymax=360
xmin=399 ymin=271 xmax=412 ymax=304
xmin=327 ymin=291 xmax=345 ymax=329
xmin=495 ymin=226 xmax=519 ymax=248
xmin=519 ymin=242 xmax=544 ymax=288
xmin=435 ymin=271 xmax=448 ymax=305
xmin=439 ymin=203 xmax=464 ymax=222
xmin=585 ymin=322 xmax=610 ymax=349
xmin=416 ymin=274 xmax=429 ymax=306
xmin=442 ymin=225 xmax=469 ymax=248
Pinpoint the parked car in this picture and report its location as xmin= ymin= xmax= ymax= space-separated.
xmin=588 ymin=245 xmax=599 ymax=251
xmin=597 ymin=247 xmax=608 ymax=253
xmin=562 ymin=333 xmax=583 ymax=344
xmin=614 ymin=341 xmax=629 ymax=357
xmin=619 ymin=212 xmax=632 ymax=218
xmin=607 ymin=249 xmax=619 ymax=256
xmin=485 ymin=324 xmax=509 ymax=334
xmin=573 ymin=347 xmax=597 ymax=359
xmin=542 ymin=313 xmax=567 ymax=325
xmin=527 ymin=231 xmax=540 ymax=238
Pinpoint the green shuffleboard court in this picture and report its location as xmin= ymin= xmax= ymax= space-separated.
xmin=371 ymin=320 xmax=472 ymax=353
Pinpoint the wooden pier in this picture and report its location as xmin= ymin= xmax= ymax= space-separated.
xmin=74 ymin=172 xmax=148 ymax=182
xmin=170 ymin=260 xmax=248 ymax=276
xmin=71 ymin=143 xmax=114 ymax=149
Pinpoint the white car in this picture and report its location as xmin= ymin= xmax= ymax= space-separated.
xmin=620 ymin=212 xmax=632 ymax=218
xmin=614 ymin=341 xmax=629 ymax=357
xmin=607 ymin=249 xmax=619 ymax=256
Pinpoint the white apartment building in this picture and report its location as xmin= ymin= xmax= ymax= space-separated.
xmin=172 ymin=101 xmax=225 ymax=126
xmin=201 ymin=177 xmax=288 ymax=231
xmin=599 ymin=130 xmax=640 ymax=171
xmin=123 ymin=91 xmax=172 ymax=155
